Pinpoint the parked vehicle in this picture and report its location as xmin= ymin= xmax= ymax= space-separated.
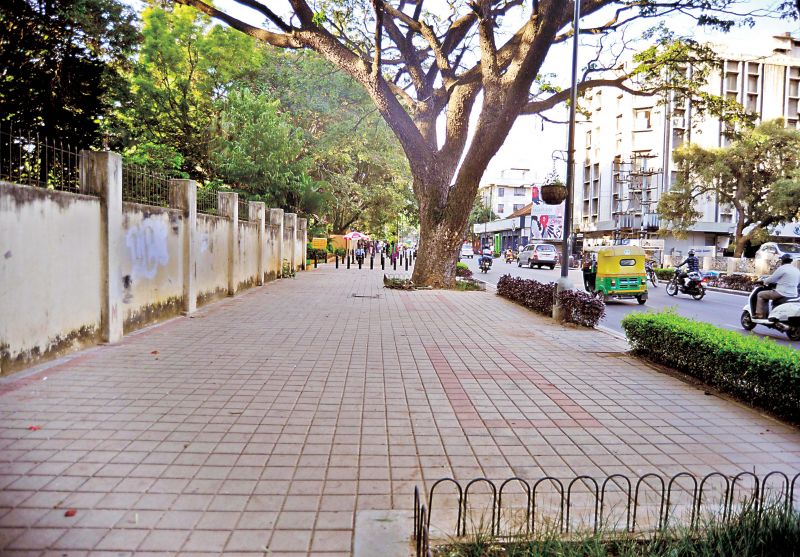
xmin=479 ymin=257 xmax=492 ymax=273
xmin=582 ymin=245 xmax=648 ymax=304
xmin=645 ymin=261 xmax=658 ymax=287
xmin=460 ymin=243 xmax=474 ymax=259
xmin=740 ymin=281 xmax=800 ymax=341
xmin=666 ymin=271 xmax=707 ymax=300
xmin=755 ymin=242 xmax=800 ymax=264
xmin=517 ymin=243 xmax=558 ymax=269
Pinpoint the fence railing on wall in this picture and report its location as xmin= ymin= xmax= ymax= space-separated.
xmin=0 ymin=123 xmax=85 ymax=194
xmin=121 ymin=162 xmax=173 ymax=207
xmin=197 ymin=187 xmax=218 ymax=215
xmin=238 ymin=197 xmax=249 ymax=221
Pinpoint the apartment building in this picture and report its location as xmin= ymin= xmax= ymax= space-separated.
xmin=478 ymin=168 xmax=534 ymax=219
xmin=575 ymin=33 xmax=800 ymax=255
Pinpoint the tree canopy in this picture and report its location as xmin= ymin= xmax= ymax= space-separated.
xmin=658 ymin=119 xmax=800 ymax=256
xmin=173 ymin=0 xmax=787 ymax=285
xmin=0 ymin=0 xmax=138 ymax=145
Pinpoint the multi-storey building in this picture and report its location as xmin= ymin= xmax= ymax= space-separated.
xmin=575 ymin=33 xmax=800 ymax=256
xmin=478 ymin=168 xmax=535 ymax=219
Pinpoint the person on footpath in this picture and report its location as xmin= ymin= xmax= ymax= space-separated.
xmin=756 ymin=253 xmax=800 ymax=318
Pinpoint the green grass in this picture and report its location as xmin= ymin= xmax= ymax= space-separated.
xmin=433 ymin=504 xmax=800 ymax=557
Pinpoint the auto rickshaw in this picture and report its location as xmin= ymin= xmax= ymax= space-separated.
xmin=582 ymin=245 xmax=648 ymax=304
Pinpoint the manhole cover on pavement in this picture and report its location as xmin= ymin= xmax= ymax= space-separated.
xmin=352 ymin=293 xmax=381 ymax=298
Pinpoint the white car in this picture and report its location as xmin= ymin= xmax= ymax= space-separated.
xmin=755 ymin=242 xmax=800 ymax=263
xmin=460 ymin=244 xmax=474 ymax=259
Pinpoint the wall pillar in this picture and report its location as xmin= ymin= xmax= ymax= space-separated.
xmin=80 ymin=151 xmax=123 ymax=344
xmin=218 ymin=192 xmax=238 ymax=295
xmin=268 ymin=208 xmax=284 ymax=279
xmin=250 ymin=202 xmax=266 ymax=286
xmin=169 ymin=179 xmax=197 ymax=315
xmin=284 ymin=213 xmax=297 ymax=272
xmin=297 ymin=218 xmax=307 ymax=271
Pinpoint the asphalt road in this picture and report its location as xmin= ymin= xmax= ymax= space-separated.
xmin=464 ymin=256 xmax=799 ymax=348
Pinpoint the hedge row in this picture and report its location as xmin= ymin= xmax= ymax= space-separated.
xmin=497 ymin=275 xmax=605 ymax=328
xmin=621 ymin=311 xmax=800 ymax=423
xmin=455 ymin=261 xmax=473 ymax=278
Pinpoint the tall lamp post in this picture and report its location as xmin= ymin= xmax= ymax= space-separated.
xmin=553 ymin=0 xmax=581 ymax=320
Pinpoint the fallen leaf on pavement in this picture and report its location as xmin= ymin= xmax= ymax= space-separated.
xmin=64 ymin=509 xmax=77 ymax=517
xmin=27 ymin=425 xmax=41 ymax=431
xmin=150 ymin=350 xmax=159 ymax=355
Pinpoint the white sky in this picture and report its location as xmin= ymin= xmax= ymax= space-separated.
xmin=126 ymin=0 xmax=798 ymax=184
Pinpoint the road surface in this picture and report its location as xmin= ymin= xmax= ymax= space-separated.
xmin=464 ymin=256 xmax=799 ymax=348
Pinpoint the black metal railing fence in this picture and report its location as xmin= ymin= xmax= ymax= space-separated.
xmin=413 ymin=471 xmax=800 ymax=556
xmin=0 ymin=124 xmax=85 ymax=194
xmin=121 ymin=162 xmax=173 ymax=207
xmin=238 ymin=196 xmax=249 ymax=221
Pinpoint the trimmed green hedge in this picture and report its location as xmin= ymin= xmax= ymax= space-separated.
xmin=655 ymin=267 xmax=675 ymax=280
xmin=621 ymin=311 xmax=800 ymax=423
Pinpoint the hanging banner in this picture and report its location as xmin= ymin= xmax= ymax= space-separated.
xmin=529 ymin=198 xmax=565 ymax=241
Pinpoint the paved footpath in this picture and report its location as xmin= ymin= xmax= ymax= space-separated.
xmin=1 ymin=265 xmax=799 ymax=556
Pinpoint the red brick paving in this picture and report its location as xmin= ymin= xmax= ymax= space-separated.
xmin=0 ymin=266 xmax=798 ymax=555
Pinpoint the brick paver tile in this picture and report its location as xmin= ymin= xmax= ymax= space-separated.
xmin=1 ymin=267 xmax=798 ymax=555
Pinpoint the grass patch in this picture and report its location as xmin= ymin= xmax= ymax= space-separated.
xmin=433 ymin=504 xmax=800 ymax=557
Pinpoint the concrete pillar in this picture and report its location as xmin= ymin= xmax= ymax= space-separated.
xmin=284 ymin=213 xmax=297 ymax=273
xmin=80 ymin=151 xmax=123 ymax=344
xmin=169 ymin=179 xmax=197 ymax=315
xmin=250 ymin=202 xmax=266 ymax=286
xmin=297 ymin=218 xmax=307 ymax=271
xmin=267 ymin=208 xmax=284 ymax=279
xmin=702 ymin=256 xmax=712 ymax=272
xmin=218 ymin=192 xmax=238 ymax=295
xmin=726 ymin=257 xmax=738 ymax=275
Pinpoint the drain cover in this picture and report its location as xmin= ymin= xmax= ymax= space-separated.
xmin=352 ymin=294 xmax=381 ymax=298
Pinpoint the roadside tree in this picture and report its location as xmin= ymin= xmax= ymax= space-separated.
xmin=658 ymin=119 xmax=800 ymax=256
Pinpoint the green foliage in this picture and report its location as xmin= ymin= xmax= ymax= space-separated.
xmin=125 ymin=4 xmax=262 ymax=176
xmin=497 ymin=275 xmax=606 ymax=328
xmin=455 ymin=262 xmax=472 ymax=278
xmin=0 ymin=0 xmax=138 ymax=145
xmin=469 ymin=196 xmax=497 ymax=226
xmin=621 ymin=310 xmax=800 ymax=423
xmin=244 ymin=48 xmax=413 ymax=235
xmin=655 ymin=267 xmax=675 ymax=280
xmin=658 ymin=119 xmax=800 ymax=254
xmin=281 ymin=259 xmax=296 ymax=278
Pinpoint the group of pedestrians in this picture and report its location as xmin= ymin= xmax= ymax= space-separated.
xmin=350 ymin=240 xmax=416 ymax=264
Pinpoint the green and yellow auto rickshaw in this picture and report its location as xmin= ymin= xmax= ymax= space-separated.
xmin=582 ymin=246 xmax=648 ymax=304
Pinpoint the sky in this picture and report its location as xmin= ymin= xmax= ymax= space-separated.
xmin=126 ymin=0 xmax=798 ymax=184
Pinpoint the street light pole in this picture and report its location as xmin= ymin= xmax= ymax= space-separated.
xmin=554 ymin=0 xmax=581 ymax=319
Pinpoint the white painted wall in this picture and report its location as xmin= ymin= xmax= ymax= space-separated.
xmin=0 ymin=183 xmax=102 ymax=373
xmin=237 ymin=221 xmax=260 ymax=290
xmin=195 ymin=214 xmax=230 ymax=305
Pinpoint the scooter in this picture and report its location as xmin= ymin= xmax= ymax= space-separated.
xmin=479 ymin=257 xmax=492 ymax=273
xmin=666 ymin=271 xmax=706 ymax=300
xmin=740 ymin=281 xmax=800 ymax=341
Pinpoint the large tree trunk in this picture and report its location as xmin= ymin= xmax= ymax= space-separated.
xmin=411 ymin=177 xmax=476 ymax=287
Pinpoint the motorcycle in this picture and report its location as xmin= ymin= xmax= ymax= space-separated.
xmin=666 ymin=271 xmax=706 ymax=300
xmin=479 ymin=257 xmax=492 ymax=274
xmin=740 ymin=281 xmax=800 ymax=341
xmin=505 ymin=252 xmax=515 ymax=264
xmin=645 ymin=261 xmax=658 ymax=288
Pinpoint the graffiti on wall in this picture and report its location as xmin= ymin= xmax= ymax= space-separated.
xmin=126 ymin=216 xmax=169 ymax=279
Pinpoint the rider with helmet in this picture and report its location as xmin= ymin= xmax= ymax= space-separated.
xmin=676 ymin=249 xmax=700 ymax=286
xmin=756 ymin=253 xmax=800 ymax=318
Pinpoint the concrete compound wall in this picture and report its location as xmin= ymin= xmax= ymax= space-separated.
xmin=0 ymin=151 xmax=306 ymax=376
xmin=0 ymin=182 xmax=103 ymax=374
xmin=195 ymin=214 xmax=230 ymax=306
xmin=120 ymin=203 xmax=185 ymax=333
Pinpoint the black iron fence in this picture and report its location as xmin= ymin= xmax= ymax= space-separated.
xmin=0 ymin=124 xmax=85 ymax=194
xmin=121 ymin=162 xmax=173 ymax=207
xmin=413 ymin=471 xmax=800 ymax=556
xmin=197 ymin=187 xmax=218 ymax=215
xmin=238 ymin=196 xmax=249 ymax=221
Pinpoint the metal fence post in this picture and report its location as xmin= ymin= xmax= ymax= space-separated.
xmin=347 ymin=256 xmax=350 ymax=269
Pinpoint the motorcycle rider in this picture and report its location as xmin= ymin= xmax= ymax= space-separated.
xmin=479 ymin=245 xmax=493 ymax=269
xmin=675 ymin=250 xmax=700 ymax=287
xmin=755 ymin=253 xmax=800 ymax=318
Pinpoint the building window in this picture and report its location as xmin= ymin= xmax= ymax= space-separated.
xmin=513 ymin=204 xmax=524 ymax=212
xmin=497 ymin=204 xmax=505 ymax=213
xmin=498 ymin=187 xmax=505 ymax=197
xmin=634 ymin=109 xmax=652 ymax=130
xmin=514 ymin=187 xmax=525 ymax=196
